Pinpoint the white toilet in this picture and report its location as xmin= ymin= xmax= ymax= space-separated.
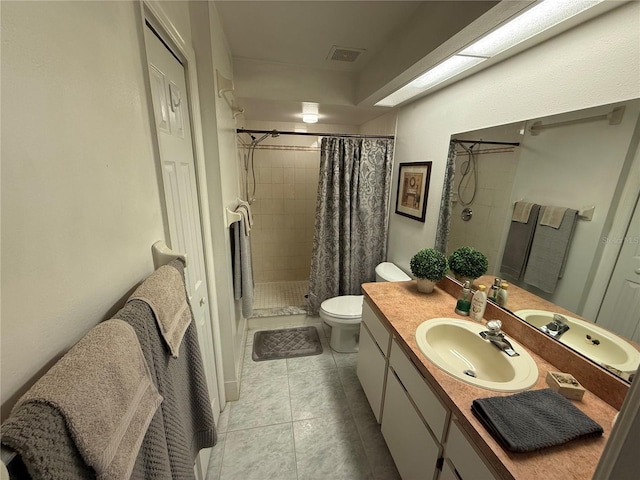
xmin=320 ymin=262 xmax=410 ymax=353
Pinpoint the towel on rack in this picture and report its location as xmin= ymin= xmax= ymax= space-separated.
xmin=129 ymin=261 xmax=191 ymax=358
xmin=120 ymin=298 xmax=217 ymax=478
xmin=237 ymin=200 xmax=254 ymax=231
xmin=232 ymin=218 xmax=254 ymax=317
xmin=4 ymin=320 xmax=162 ymax=480
xmin=471 ymin=389 xmax=603 ymax=452
xmin=511 ymin=201 xmax=536 ymax=223
xmin=540 ymin=205 xmax=568 ymax=228
xmin=524 ymin=207 xmax=578 ymax=293
xmin=500 ymin=203 xmax=540 ymax=281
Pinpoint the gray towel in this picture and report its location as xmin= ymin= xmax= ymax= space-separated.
xmin=471 ymin=389 xmax=603 ymax=452
xmin=10 ymin=320 xmax=162 ymax=480
xmin=232 ymin=219 xmax=254 ymax=318
xmin=500 ymin=203 xmax=540 ymax=281
xmin=129 ymin=262 xmax=192 ymax=358
xmin=523 ymin=208 xmax=578 ymax=293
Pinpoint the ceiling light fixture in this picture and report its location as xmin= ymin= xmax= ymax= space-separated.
xmin=376 ymin=0 xmax=604 ymax=107
xmin=302 ymin=102 xmax=319 ymax=124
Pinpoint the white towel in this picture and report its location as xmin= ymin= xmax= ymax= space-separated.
xmin=235 ymin=204 xmax=252 ymax=235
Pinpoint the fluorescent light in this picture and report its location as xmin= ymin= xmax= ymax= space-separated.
xmin=376 ymin=0 xmax=604 ymax=107
xmin=409 ymin=55 xmax=485 ymax=89
xmin=459 ymin=0 xmax=604 ymax=58
xmin=302 ymin=113 xmax=318 ymax=124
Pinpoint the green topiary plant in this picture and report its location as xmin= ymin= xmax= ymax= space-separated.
xmin=448 ymin=246 xmax=488 ymax=279
xmin=410 ymin=248 xmax=448 ymax=282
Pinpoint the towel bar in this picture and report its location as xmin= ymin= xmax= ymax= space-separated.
xmin=512 ymin=201 xmax=594 ymax=222
xmin=152 ymin=241 xmax=187 ymax=269
xmin=225 ymin=208 xmax=242 ymax=228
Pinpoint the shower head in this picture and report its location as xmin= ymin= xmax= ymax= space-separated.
xmin=254 ymin=130 xmax=280 ymax=144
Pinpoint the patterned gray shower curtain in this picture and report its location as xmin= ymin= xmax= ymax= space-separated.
xmin=434 ymin=141 xmax=457 ymax=253
xmin=307 ymin=136 xmax=394 ymax=316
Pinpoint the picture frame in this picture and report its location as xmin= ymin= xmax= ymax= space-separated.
xmin=395 ymin=161 xmax=432 ymax=222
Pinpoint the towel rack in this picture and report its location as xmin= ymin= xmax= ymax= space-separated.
xmin=513 ymin=201 xmax=595 ymax=221
xmin=152 ymin=241 xmax=187 ymax=269
xmin=225 ymin=208 xmax=242 ymax=228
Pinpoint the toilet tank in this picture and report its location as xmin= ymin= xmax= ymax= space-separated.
xmin=375 ymin=262 xmax=411 ymax=282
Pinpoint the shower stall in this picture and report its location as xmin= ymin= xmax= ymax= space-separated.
xmin=237 ymin=129 xmax=321 ymax=317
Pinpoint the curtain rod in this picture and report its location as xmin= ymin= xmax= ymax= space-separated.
xmin=451 ymin=139 xmax=520 ymax=147
xmin=236 ymin=128 xmax=394 ymax=139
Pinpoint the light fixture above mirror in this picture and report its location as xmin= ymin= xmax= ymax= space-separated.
xmin=377 ymin=0 xmax=605 ymax=107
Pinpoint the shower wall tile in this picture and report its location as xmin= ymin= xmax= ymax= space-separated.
xmin=247 ymin=145 xmax=320 ymax=282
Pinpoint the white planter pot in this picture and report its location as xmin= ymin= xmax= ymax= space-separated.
xmin=416 ymin=278 xmax=436 ymax=293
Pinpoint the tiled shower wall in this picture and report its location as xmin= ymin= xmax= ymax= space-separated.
xmin=246 ymin=140 xmax=320 ymax=282
xmin=447 ymin=124 xmax=522 ymax=275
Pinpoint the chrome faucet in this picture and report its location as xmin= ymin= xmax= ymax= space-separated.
xmin=479 ymin=320 xmax=520 ymax=357
xmin=540 ymin=314 xmax=570 ymax=338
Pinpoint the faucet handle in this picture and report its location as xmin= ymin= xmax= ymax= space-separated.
xmin=486 ymin=320 xmax=502 ymax=333
xmin=553 ymin=314 xmax=568 ymax=326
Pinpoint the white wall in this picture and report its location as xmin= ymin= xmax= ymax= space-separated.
xmin=0 ymin=1 xmax=176 ymax=417
xmin=505 ymin=101 xmax=640 ymax=313
xmin=387 ymin=3 xmax=640 ymax=279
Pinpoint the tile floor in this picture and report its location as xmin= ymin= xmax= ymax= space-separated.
xmin=253 ymin=281 xmax=309 ymax=310
xmin=206 ymin=315 xmax=400 ymax=480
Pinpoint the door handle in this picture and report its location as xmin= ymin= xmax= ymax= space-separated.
xmin=200 ymin=298 xmax=206 ymax=306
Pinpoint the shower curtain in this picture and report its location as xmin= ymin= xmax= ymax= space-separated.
xmin=434 ymin=142 xmax=457 ymax=253
xmin=307 ymin=136 xmax=394 ymax=316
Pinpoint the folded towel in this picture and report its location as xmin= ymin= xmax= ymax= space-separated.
xmin=129 ymin=260 xmax=191 ymax=358
xmin=500 ymin=204 xmax=540 ymax=280
xmin=512 ymin=201 xmax=535 ymax=223
xmin=236 ymin=204 xmax=252 ymax=235
xmin=540 ymin=205 xmax=568 ymax=228
xmin=237 ymin=200 xmax=254 ymax=228
xmin=524 ymin=208 xmax=578 ymax=293
xmin=471 ymin=389 xmax=603 ymax=452
xmin=12 ymin=319 xmax=163 ymax=480
xmin=232 ymin=219 xmax=254 ymax=317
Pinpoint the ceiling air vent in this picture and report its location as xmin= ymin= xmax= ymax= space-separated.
xmin=328 ymin=45 xmax=366 ymax=63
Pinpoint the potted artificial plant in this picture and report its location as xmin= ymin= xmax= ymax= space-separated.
xmin=410 ymin=248 xmax=448 ymax=293
xmin=448 ymin=246 xmax=488 ymax=283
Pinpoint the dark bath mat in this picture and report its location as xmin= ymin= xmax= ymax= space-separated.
xmin=252 ymin=326 xmax=323 ymax=361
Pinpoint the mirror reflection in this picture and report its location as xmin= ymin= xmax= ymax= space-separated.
xmin=441 ymin=99 xmax=640 ymax=382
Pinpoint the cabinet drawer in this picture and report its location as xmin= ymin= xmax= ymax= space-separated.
xmin=382 ymin=369 xmax=441 ymax=480
xmin=446 ymin=420 xmax=496 ymax=480
xmin=362 ymin=300 xmax=390 ymax=355
xmin=357 ymin=323 xmax=387 ymax=423
xmin=390 ymin=339 xmax=448 ymax=442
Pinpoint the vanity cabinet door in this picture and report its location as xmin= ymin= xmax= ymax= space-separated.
xmin=390 ymin=339 xmax=449 ymax=443
xmin=382 ymin=369 xmax=441 ymax=480
xmin=357 ymin=322 xmax=387 ymax=422
xmin=445 ymin=420 xmax=496 ymax=480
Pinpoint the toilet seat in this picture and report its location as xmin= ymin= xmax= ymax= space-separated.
xmin=320 ymin=295 xmax=363 ymax=324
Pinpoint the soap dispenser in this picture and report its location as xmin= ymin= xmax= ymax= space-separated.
xmin=455 ymin=281 xmax=472 ymax=316
xmin=470 ymin=285 xmax=487 ymax=322
xmin=497 ymin=282 xmax=509 ymax=307
xmin=489 ymin=277 xmax=502 ymax=302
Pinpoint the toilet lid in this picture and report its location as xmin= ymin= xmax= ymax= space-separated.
xmin=320 ymin=295 xmax=363 ymax=319
xmin=376 ymin=262 xmax=411 ymax=281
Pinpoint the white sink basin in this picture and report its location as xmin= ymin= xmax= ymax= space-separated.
xmin=415 ymin=318 xmax=539 ymax=392
xmin=515 ymin=309 xmax=640 ymax=374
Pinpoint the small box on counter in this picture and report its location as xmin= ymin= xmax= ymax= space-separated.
xmin=546 ymin=371 xmax=585 ymax=401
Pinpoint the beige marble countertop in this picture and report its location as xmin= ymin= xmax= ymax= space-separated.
xmin=362 ymin=279 xmax=618 ymax=480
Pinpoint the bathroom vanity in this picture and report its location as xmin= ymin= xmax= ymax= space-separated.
xmin=357 ymin=278 xmax=621 ymax=480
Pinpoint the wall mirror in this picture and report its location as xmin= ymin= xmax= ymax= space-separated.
xmin=439 ymin=98 xmax=640 ymax=383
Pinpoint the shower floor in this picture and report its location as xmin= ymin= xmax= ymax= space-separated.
xmin=251 ymin=281 xmax=309 ymax=318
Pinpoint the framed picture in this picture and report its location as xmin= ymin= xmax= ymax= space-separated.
xmin=395 ymin=161 xmax=432 ymax=222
